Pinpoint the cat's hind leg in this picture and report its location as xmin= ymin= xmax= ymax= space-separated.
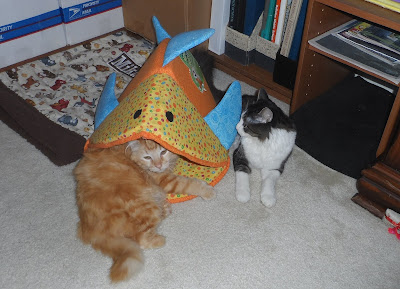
xmin=260 ymin=169 xmax=280 ymax=207
xmin=233 ymin=143 xmax=251 ymax=203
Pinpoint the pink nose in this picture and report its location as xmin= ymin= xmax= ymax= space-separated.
xmin=155 ymin=162 xmax=162 ymax=169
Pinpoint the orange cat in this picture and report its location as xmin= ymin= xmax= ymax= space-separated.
xmin=73 ymin=139 xmax=215 ymax=282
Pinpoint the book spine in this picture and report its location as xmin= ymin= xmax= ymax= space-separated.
xmin=243 ymin=0 xmax=265 ymax=36
xmin=236 ymin=0 xmax=247 ymax=33
xmin=273 ymin=0 xmax=288 ymax=44
xmin=288 ymin=0 xmax=309 ymax=60
xmin=261 ymin=0 xmax=272 ymax=33
xmin=261 ymin=0 xmax=277 ymax=40
xmin=280 ymin=0 xmax=302 ymax=57
xmin=271 ymin=0 xmax=282 ymax=42
xmin=280 ymin=0 xmax=293 ymax=44
xmin=228 ymin=0 xmax=237 ymax=29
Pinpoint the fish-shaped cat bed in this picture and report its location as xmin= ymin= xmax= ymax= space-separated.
xmin=85 ymin=16 xmax=242 ymax=203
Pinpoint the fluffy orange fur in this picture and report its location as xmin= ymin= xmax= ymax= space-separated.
xmin=73 ymin=139 xmax=215 ymax=282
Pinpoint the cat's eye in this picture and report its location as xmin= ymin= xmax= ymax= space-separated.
xmin=160 ymin=150 xmax=167 ymax=156
xmin=144 ymin=156 xmax=152 ymax=160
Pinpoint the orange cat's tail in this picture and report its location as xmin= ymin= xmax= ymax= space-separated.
xmin=91 ymin=236 xmax=144 ymax=282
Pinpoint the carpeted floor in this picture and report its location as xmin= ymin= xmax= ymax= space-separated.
xmin=1 ymin=69 xmax=399 ymax=289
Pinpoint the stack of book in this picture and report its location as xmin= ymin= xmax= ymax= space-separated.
xmin=228 ymin=0 xmax=309 ymax=61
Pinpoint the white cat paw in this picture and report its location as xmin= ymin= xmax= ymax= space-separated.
xmin=236 ymin=190 xmax=250 ymax=203
xmin=261 ymin=196 xmax=276 ymax=208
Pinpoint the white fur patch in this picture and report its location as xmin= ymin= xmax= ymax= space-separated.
xmin=240 ymin=128 xmax=296 ymax=170
xmin=124 ymin=257 xmax=144 ymax=279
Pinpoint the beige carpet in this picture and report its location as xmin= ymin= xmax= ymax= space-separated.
xmin=1 ymin=69 xmax=399 ymax=289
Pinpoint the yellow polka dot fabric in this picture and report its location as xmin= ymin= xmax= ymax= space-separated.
xmin=87 ymin=73 xmax=230 ymax=203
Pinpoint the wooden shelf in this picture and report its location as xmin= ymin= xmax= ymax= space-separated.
xmin=291 ymin=0 xmax=400 ymax=217
xmin=318 ymin=0 xmax=400 ymax=32
xmin=291 ymin=0 xmax=400 ymax=157
xmin=211 ymin=53 xmax=292 ymax=104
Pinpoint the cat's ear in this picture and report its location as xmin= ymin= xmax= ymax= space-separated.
xmin=256 ymin=107 xmax=273 ymax=123
xmin=126 ymin=140 xmax=141 ymax=152
xmin=257 ymin=88 xmax=269 ymax=101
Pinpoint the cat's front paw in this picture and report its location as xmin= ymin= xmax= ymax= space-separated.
xmin=191 ymin=180 xmax=216 ymax=200
xmin=198 ymin=182 xmax=216 ymax=200
xmin=261 ymin=195 xmax=276 ymax=208
xmin=235 ymin=171 xmax=250 ymax=203
xmin=235 ymin=179 xmax=250 ymax=203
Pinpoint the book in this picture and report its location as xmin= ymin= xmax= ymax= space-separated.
xmin=273 ymin=0 xmax=289 ymax=44
xmin=280 ymin=0 xmax=303 ymax=57
xmin=288 ymin=0 xmax=309 ymax=60
xmin=228 ymin=0 xmax=237 ymax=29
xmin=243 ymin=0 xmax=265 ymax=36
xmin=261 ymin=0 xmax=271 ymax=33
xmin=364 ymin=0 xmax=400 ymax=13
xmin=261 ymin=0 xmax=277 ymax=40
xmin=271 ymin=0 xmax=283 ymax=42
xmin=228 ymin=0 xmax=247 ymax=33
xmin=279 ymin=0 xmax=293 ymax=44
xmin=308 ymin=20 xmax=400 ymax=84
xmin=236 ymin=0 xmax=247 ymax=33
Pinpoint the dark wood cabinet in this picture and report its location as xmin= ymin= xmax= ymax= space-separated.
xmin=354 ymin=128 xmax=400 ymax=218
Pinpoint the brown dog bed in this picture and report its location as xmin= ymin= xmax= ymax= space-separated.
xmin=0 ymin=30 xmax=154 ymax=165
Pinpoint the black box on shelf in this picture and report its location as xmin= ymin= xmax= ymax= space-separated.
xmin=273 ymin=51 xmax=298 ymax=89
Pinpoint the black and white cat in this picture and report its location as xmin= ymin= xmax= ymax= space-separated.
xmin=233 ymin=89 xmax=296 ymax=207
xmin=191 ymin=50 xmax=296 ymax=207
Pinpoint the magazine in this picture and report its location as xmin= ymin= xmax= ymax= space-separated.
xmin=337 ymin=33 xmax=400 ymax=65
xmin=336 ymin=32 xmax=400 ymax=65
xmin=308 ymin=20 xmax=400 ymax=85
xmin=337 ymin=21 xmax=400 ymax=54
xmin=334 ymin=20 xmax=400 ymax=65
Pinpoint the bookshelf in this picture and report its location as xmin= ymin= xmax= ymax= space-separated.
xmin=209 ymin=0 xmax=299 ymax=105
xmin=212 ymin=53 xmax=293 ymax=104
xmin=290 ymin=0 xmax=400 ymax=217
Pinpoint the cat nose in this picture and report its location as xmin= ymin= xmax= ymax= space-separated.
xmin=155 ymin=162 xmax=163 ymax=169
